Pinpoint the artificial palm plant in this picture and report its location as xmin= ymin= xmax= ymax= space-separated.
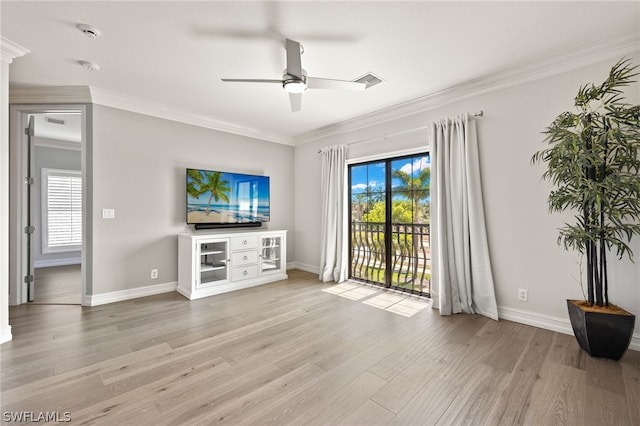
xmin=531 ymin=58 xmax=640 ymax=358
xmin=532 ymin=58 xmax=640 ymax=307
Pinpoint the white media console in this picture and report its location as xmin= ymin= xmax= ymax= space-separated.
xmin=177 ymin=229 xmax=288 ymax=300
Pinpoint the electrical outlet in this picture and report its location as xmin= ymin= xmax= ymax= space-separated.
xmin=151 ymin=269 xmax=158 ymax=279
xmin=518 ymin=288 xmax=528 ymax=302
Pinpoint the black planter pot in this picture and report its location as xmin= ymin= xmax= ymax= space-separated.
xmin=567 ymin=300 xmax=635 ymax=361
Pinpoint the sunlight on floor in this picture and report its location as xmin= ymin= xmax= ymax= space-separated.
xmin=322 ymin=281 xmax=431 ymax=317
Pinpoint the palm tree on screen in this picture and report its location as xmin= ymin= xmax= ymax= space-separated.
xmin=187 ymin=170 xmax=231 ymax=215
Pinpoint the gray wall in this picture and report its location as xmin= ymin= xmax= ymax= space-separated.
xmin=33 ymin=142 xmax=81 ymax=267
xmin=293 ymin=55 xmax=640 ymax=336
xmin=91 ymin=105 xmax=295 ymax=294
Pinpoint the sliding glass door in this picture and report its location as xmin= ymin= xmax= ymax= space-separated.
xmin=349 ymin=153 xmax=431 ymax=296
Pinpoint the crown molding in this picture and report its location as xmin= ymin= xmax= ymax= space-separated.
xmin=0 ymin=37 xmax=30 ymax=64
xmin=294 ymin=32 xmax=640 ymax=146
xmin=9 ymin=85 xmax=293 ymax=146
xmin=89 ymin=87 xmax=294 ymax=146
xmin=9 ymin=86 xmax=92 ymax=104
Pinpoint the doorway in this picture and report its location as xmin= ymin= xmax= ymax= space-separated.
xmin=348 ymin=153 xmax=431 ymax=296
xmin=9 ymin=106 xmax=87 ymax=306
xmin=31 ymin=113 xmax=82 ymax=304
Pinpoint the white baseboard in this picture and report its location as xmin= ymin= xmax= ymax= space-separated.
xmin=498 ymin=305 xmax=640 ymax=352
xmin=34 ymin=258 xmax=81 ymax=268
xmin=290 ymin=262 xmax=320 ymax=275
xmin=87 ymin=281 xmax=178 ymax=306
xmin=0 ymin=325 xmax=12 ymax=344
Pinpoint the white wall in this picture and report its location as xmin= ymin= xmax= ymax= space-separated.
xmin=1 ymin=37 xmax=29 ymax=344
xmin=1 ymin=55 xmax=11 ymax=343
xmin=293 ymin=55 xmax=640 ymax=340
xmin=90 ymin=105 xmax=295 ymax=296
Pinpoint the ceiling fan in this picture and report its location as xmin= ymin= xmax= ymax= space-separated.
xmin=221 ymin=39 xmax=366 ymax=112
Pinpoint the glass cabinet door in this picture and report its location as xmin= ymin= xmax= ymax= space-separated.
xmin=198 ymin=239 xmax=228 ymax=286
xmin=260 ymin=236 xmax=281 ymax=274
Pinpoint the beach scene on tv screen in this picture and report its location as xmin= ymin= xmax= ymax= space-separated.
xmin=187 ymin=169 xmax=270 ymax=224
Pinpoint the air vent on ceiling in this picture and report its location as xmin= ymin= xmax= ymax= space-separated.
xmin=45 ymin=117 xmax=66 ymax=126
xmin=354 ymin=72 xmax=383 ymax=89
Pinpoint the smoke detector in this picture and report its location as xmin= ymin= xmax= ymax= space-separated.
xmin=77 ymin=23 xmax=102 ymax=39
xmin=78 ymin=60 xmax=100 ymax=72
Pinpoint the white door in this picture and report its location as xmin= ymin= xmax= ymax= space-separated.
xmin=25 ymin=115 xmax=35 ymax=302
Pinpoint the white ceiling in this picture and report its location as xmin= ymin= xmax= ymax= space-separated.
xmin=2 ymin=1 xmax=639 ymax=145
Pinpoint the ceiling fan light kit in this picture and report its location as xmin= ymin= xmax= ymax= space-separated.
xmin=283 ymin=69 xmax=307 ymax=93
xmin=222 ymin=38 xmax=365 ymax=111
xmin=283 ymin=80 xmax=307 ymax=93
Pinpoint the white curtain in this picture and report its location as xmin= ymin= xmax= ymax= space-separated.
xmin=430 ymin=114 xmax=498 ymax=320
xmin=319 ymin=144 xmax=348 ymax=283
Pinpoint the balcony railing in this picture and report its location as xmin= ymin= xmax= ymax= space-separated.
xmin=350 ymin=221 xmax=431 ymax=296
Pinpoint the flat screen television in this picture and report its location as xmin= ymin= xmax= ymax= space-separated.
xmin=186 ymin=168 xmax=270 ymax=229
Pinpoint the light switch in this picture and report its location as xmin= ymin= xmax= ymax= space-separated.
xmin=102 ymin=208 xmax=115 ymax=219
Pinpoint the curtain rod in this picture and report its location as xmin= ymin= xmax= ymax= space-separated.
xmin=317 ymin=110 xmax=483 ymax=153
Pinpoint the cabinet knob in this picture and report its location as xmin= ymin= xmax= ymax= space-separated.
xmin=243 ymin=240 xmax=247 ymax=245
xmin=243 ymin=270 xmax=248 ymax=276
xmin=243 ymin=255 xmax=248 ymax=260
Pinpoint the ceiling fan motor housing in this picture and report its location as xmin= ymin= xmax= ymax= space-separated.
xmin=283 ymin=69 xmax=307 ymax=93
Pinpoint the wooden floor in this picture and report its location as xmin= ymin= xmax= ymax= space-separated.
xmin=32 ymin=265 xmax=81 ymax=305
xmin=2 ymin=270 xmax=639 ymax=425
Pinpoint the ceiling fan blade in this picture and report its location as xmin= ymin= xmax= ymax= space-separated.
xmin=221 ymin=79 xmax=283 ymax=84
xmin=289 ymin=93 xmax=302 ymax=112
xmin=285 ymin=39 xmax=303 ymax=80
xmin=192 ymin=28 xmax=282 ymax=42
xmin=307 ymin=77 xmax=366 ymax=91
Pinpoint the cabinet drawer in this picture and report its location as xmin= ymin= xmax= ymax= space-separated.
xmin=231 ymin=250 xmax=258 ymax=266
xmin=232 ymin=265 xmax=258 ymax=281
xmin=231 ymin=235 xmax=258 ymax=251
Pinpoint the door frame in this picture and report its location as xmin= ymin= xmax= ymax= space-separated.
xmin=9 ymin=104 xmax=92 ymax=306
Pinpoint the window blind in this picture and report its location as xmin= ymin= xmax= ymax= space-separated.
xmin=43 ymin=169 xmax=82 ymax=252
